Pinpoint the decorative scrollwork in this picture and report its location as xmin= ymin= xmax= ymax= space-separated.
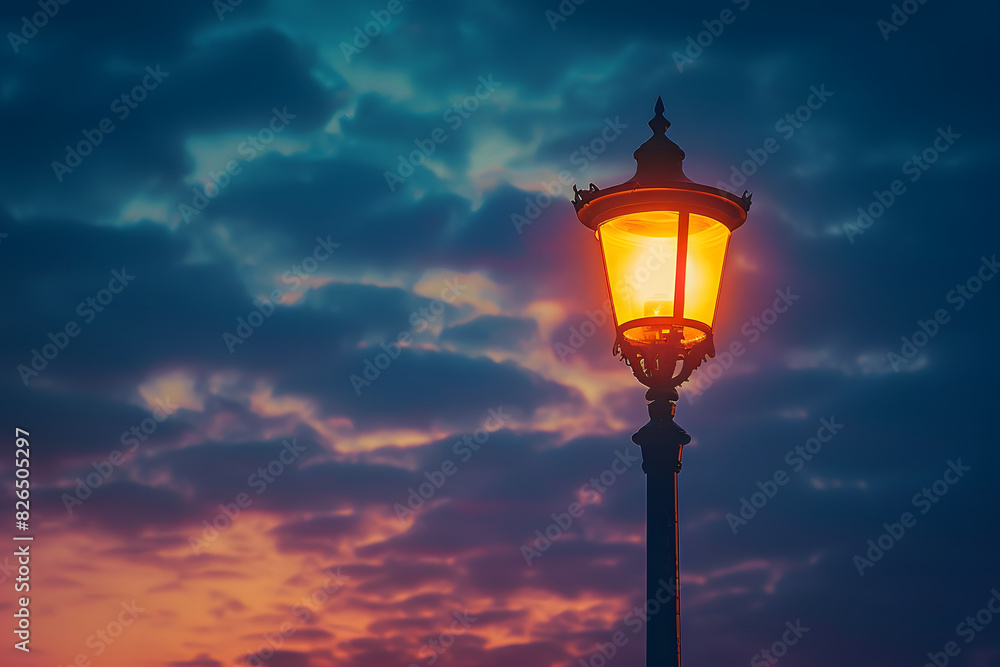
xmin=572 ymin=182 xmax=601 ymax=208
xmin=614 ymin=333 xmax=715 ymax=395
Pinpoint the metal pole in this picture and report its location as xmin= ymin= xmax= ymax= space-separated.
xmin=633 ymin=398 xmax=690 ymax=667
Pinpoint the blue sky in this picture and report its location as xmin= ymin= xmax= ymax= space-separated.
xmin=1 ymin=1 xmax=999 ymax=666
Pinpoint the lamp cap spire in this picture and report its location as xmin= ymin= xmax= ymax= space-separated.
xmin=631 ymin=96 xmax=690 ymax=185
xmin=649 ymin=96 xmax=670 ymax=134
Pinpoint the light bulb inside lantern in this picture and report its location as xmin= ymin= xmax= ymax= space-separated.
xmin=644 ymin=297 xmax=673 ymax=317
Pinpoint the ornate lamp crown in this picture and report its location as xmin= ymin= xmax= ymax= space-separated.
xmin=572 ymin=97 xmax=753 ymax=402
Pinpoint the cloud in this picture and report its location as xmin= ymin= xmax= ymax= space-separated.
xmin=168 ymin=654 xmax=224 ymax=667
xmin=440 ymin=314 xmax=538 ymax=351
xmin=4 ymin=1 xmax=998 ymax=665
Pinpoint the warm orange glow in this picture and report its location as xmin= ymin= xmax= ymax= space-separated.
xmin=599 ymin=210 xmax=679 ymax=318
xmin=597 ymin=210 xmax=730 ymax=345
xmin=684 ymin=213 xmax=730 ymax=327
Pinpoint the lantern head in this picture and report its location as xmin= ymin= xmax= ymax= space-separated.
xmin=574 ymin=97 xmax=751 ymax=396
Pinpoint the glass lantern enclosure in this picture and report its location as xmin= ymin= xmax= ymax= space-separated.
xmin=573 ymin=96 xmax=751 ymax=370
xmin=597 ymin=209 xmax=731 ymax=347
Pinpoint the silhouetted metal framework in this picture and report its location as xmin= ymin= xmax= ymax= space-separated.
xmin=574 ymin=98 xmax=751 ymax=667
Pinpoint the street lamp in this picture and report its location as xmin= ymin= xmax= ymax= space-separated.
xmin=573 ymin=97 xmax=751 ymax=666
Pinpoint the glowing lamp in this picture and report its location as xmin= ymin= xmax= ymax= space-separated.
xmin=570 ymin=97 xmax=753 ymax=667
xmin=574 ymin=97 xmax=751 ymax=394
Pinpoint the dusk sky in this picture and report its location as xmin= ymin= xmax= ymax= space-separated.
xmin=2 ymin=1 xmax=999 ymax=666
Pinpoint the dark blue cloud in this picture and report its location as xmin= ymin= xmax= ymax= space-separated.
xmin=440 ymin=314 xmax=538 ymax=351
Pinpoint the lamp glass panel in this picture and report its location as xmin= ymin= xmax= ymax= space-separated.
xmin=597 ymin=210 xmax=679 ymax=326
xmin=683 ymin=213 xmax=731 ymax=329
xmin=598 ymin=210 xmax=731 ymax=344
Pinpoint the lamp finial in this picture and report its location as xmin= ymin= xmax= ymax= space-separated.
xmin=631 ymin=95 xmax=688 ymax=184
xmin=649 ymin=96 xmax=670 ymax=135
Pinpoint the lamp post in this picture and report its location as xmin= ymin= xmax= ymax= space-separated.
xmin=573 ymin=97 xmax=751 ymax=666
